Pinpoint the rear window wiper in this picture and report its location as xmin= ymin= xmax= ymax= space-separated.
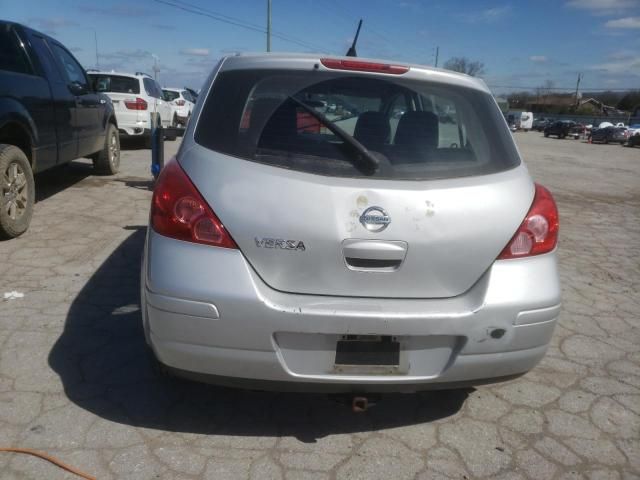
xmin=288 ymin=96 xmax=379 ymax=174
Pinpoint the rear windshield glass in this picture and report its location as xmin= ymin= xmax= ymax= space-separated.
xmin=195 ymin=68 xmax=520 ymax=180
xmin=163 ymin=90 xmax=179 ymax=101
xmin=91 ymin=74 xmax=140 ymax=94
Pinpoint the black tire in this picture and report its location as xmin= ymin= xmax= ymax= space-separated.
xmin=0 ymin=144 xmax=35 ymax=239
xmin=92 ymin=123 xmax=120 ymax=175
xmin=164 ymin=129 xmax=177 ymax=142
xmin=544 ymin=132 xmax=549 ymax=137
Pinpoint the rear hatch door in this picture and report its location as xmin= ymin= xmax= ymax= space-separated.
xmin=183 ymin=65 xmax=532 ymax=299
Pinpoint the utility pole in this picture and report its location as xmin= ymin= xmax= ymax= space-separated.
xmin=267 ymin=0 xmax=272 ymax=52
xmin=574 ymin=73 xmax=582 ymax=107
xmin=151 ymin=54 xmax=160 ymax=81
xmin=94 ymin=31 xmax=99 ymax=69
xmin=434 ymin=46 xmax=439 ymax=68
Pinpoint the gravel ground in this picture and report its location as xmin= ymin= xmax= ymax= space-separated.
xmin=0 ymin=133 xmax=638 ymax=479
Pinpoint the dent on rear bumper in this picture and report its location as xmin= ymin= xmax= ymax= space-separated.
xmin=143 ymin=229 xmax=561 ymax=387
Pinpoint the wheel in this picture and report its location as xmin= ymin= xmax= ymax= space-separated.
xmin=544 ymin=132 xmax=549 ymax=137
xmin=603 ymin=137 xmax=608 ymax=144
xmin=0 ymin=144 xmax=35 ymax=239
xmin=171 ymin=113 xmax=179 ymax=128
xmin=91 ymin=123 xmax=120 ymax=175
xmin=164 ymin=129 xmax=177 ymax=142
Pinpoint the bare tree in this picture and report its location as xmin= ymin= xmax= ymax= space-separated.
xmin=442 ymin=57 xmax=486 ymax=77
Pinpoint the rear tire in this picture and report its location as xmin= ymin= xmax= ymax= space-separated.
xmin=164 ymin=129 xmax=177 ymax=142
xmin=92 ymin=124 xmax=120 ymax=175
xmin=544 ymin=132 xmax=549 ymax=137
xmin=0 ymin=144 xmax=35 ymax=239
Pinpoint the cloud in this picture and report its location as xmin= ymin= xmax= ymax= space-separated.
xmin=100 ymin=49 xmax=152 ymax=61
xmin=607 ymin=49 xmax=636 ymax=59
xmin=566 ymin=0 xmax=639 ymax=15
xmin=180 ymin=48 xmax=210 ymax=57
xmin=28 ymin=17 xmax=78 ymax=34
xmin=530 ymin=55 xmax=548 ymax=63
xmin=605 ymin=16 xmax=640 ymax=28
xmin=79 ymin=5 xmax=153 ymax=17
xmin=590 ymin=55 xmax=640 ymax=73
xmin=459 ymin=5 xmax=512 ymax=23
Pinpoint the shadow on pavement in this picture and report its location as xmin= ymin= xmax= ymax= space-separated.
xmin=114 ymin=177 xmax=154 ymax=191
xmin=49 ymin=229 xmax=470 ymax=441
xmin=35 ymin=162 xmax=93 ymax=203
xmin=119 ymin=137 xmax=149 ymax=151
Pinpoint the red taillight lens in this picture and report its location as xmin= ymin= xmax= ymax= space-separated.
xmin=124 ymin=97 xmax=148 ymax=110
xmin=175 ymin=99 xmax=185 ymax=106
xmin=151 ymin=159 xmax=237 ymax=248
xmin=320 ymin=58 xmax=409 ymax=75
xmin=498 ymin=183 xmax=559 ymax=259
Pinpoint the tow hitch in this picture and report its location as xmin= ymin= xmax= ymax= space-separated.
xmin=329 ymin=394 xmax=379 ymax=413
xmin=352 ymin=396 xmax=369 ymax=412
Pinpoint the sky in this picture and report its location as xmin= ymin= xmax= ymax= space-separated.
xmin=2 ymin=0 xmax=639 ymax=94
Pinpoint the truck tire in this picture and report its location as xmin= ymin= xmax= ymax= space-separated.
xmin=92 ymin=123 xmax=120 ymax=175
xmin=0 ymin=144 xmax=35 ymax=239
xmin=164 ymin=129 xmax=177 ymax=142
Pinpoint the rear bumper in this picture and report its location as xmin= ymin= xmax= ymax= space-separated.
xmin=143 ymin=230 xmax=561 ymax=392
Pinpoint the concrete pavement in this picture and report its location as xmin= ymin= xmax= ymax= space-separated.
xmin=0 ymin=134 xmax=638 ymax=479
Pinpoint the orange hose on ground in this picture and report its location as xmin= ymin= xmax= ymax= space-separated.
xmin=0 ymin=447 xmax=96 ymax=480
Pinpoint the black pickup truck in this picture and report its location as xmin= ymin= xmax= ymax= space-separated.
xmin=0 ymin=21 xmax=119 ymax=238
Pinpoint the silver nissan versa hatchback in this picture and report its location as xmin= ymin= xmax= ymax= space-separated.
xmin=141 ymin=54 xmax=560 ymax=392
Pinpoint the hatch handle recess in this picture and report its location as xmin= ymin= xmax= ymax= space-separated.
xmin=342 ymin=239 xmax=407 ymax=272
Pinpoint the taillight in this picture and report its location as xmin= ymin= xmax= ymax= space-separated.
xmin=498 ymin=183 xmax=559 ymax=259
xmin=124 ymin=97 xmax=148 ymax=110
xmin=320 ymin=58 xmax=409 ymax=75
xmin=175 ymin=99 xmax=185 ymax=106
xmin=151 ymin=158 xmax=237 ymax=249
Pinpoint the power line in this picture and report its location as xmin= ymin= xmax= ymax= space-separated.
xmin=152 ymin=0 xmax=328 ymax=52
xmin=173 ymin=0 xmax=326 ymax=50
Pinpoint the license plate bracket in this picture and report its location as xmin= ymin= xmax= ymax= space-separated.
xmin=335 ymin=335 xmax=400 ymax=367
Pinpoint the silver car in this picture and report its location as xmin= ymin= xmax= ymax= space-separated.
xmin=141 ymin=54 xmax=560 ymax=392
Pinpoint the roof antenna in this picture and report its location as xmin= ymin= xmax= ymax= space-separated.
xmin=345 ymin=19 xmax=363 ymax=57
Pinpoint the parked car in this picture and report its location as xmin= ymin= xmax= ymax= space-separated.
xmin=88 ymin=71 xmax=175 ymax=143
xmin=532 ymin=117 xmax=553 ymax=131
xmin=162 ymin=88 xmax=195 ymax=127
xmin=623 ymin=131 xmax=640 ymax=147
xmin=0 ymin=21 xmax=119 ymax=238
xmin=590 ymin=126 xmax=628 ymax=144
xmin=184 ymin=87 xmax=199 ymax=102
xmin=544 ymin=120 xmax=576 ymax=139
xmin=142 ymin=53 xmax=561 ymax=393
xmin=626 ymin=123 xmax=640 ymax=136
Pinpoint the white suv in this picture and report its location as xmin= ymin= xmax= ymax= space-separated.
xmin=162 ymin=88 xmax=196 ymax=127
xmin=88 ymin=71 xmax=174 ymax=141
